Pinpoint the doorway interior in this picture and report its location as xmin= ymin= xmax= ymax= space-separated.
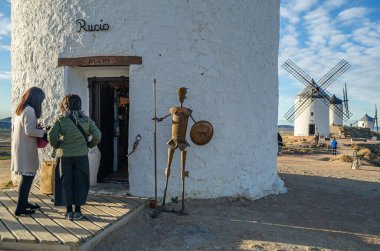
xmin=88 ymin=77 xmax=129 ymax=184
xmin=309 ymin=124 xmax=316 ymax=135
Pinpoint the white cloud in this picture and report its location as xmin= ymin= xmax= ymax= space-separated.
xmin=0 ymin=71 xmax=11 ymax=80
xmin=280 ymin=0 xmax=318 ymax=24
xmin=293 ymin=0 xmax=318 ymax=12
xmin=324 ymin=0 xmax=348 ymax=9
xmin=337 ymin=7 xmax=370 ymax=22
xmin=0 ymin=12 xmax=11 ymax=39
xmin=0 ymin=44 xmax=10 ymax=51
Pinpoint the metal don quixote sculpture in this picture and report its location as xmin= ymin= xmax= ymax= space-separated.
xmin=152 ymin=79 xmax=213 ymax=216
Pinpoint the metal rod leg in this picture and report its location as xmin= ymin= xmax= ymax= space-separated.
xmin=180 ymin=150 xmax=187 ymax=212
xmin=162 ymin=148 xmax=175 ymax=207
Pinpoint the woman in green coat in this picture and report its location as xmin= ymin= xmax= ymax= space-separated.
xmin=48 ymin=94 xmax=101 ymax=220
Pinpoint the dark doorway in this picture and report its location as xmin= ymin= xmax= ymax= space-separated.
xmin=88 ymin=77 xmax=129 ymax=183
xmin=309 ymin=124 xmax=315 ymax=135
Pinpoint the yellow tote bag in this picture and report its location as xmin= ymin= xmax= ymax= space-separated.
xmin=40 ymin=160 xmax=55 ymax=195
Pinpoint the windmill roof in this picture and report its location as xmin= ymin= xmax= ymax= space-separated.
xmin=358 ymin=113 xmax=374 ymax=122
xmin=330 ymin=95 xmax=343 ymax=104
xmin=297 ymin=88 xmax=323 ymax=99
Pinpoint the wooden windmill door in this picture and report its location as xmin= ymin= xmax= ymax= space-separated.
xmin=88 ymin=77 xmax=129 ymax=183
xmin=309 ymin=124 xmax=315 ymax=135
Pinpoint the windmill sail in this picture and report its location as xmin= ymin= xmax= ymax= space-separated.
xmin=375 ymin=104 xmax=378 ymax=133
xmin=341 ymin=83 xmax=353 ymax=121
xmin=317 ymin=60 xmax=351 ymax=90
xmin=282 ymin=59 xmax=351 ymax=124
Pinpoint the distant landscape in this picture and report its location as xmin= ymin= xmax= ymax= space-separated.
xmin=0 ymin=117 xmax=11 ymax=160
xmin=278 ymin=124 xmax=294 ymax=134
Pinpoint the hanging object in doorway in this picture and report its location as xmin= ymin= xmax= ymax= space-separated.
xmin=126 ymin=134 xmax=142 ymax=157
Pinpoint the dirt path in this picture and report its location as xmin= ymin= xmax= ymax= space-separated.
xmin=94 ymin=153 xmax=380 ymax=251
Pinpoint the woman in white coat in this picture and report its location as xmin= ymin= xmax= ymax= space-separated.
xmin=11 ymin=87 xmax=47 ymax=216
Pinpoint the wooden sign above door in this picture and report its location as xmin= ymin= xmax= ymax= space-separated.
xmin=58 ymin=56 xmax=142 ymax=67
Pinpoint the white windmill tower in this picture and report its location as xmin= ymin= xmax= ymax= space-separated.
xmin=294 ymin=87 xmax=329 ymax=136
xmin=329 ymin=83 xmax=351 ymax=126
xmin=358 ymin=114 xmax=374 ymax=129
xmin=329 ymin=95 xmax=343 ymax=126
xmin=282 ymin=59 xmax=352 ymax=136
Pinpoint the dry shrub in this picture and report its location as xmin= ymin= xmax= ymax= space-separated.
xmin=358 ymin=148 xmax=371 ymax=159
xmin=340 ymin=155 xmax=353 ymax=163
xmin=1 ymin=180 xmax=13 ymax=189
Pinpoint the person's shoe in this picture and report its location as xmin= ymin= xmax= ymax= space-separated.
xmin=26 ymin=203 xmax=41 ymax=210
xmin=73 ymin=212 xmax=83 ymax=220
xmin=15 ymin=209 xmax=35 ymax=216
xmin=65 ymin=212 xmax=74 ymax=220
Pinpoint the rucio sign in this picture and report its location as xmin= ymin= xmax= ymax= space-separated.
xmin=76 ymin=19 xmax=110 ymax=32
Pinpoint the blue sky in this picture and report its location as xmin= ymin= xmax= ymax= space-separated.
xmin=0 ymin=0 xmax=379 ymax=125
xmin=0 ymin=0 xmax=11 ymax=119
xmin=279 ymin=0 xmax=380 ymax=125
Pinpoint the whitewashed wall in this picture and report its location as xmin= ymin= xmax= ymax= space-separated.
xmin=11 ymin=0 xmax=285 ymax=199
xmin=329 ymin=104 xmax=343 ymax=126
xmin=294 ymin=97 xmax=329 ymax=136
xmin=294 ymin=96 xmax=312 ymax=136
xmin=313 ymin=99 xmax=329 ymax=136
xmin=358 ymin=120 xmax=374 ymax=129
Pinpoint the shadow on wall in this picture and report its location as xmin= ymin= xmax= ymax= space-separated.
xmin=229 ymin=173 xmax=380 ymax=250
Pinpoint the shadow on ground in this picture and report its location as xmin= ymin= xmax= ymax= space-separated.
xmin=94 ymin=173 xmax=380 ymax=251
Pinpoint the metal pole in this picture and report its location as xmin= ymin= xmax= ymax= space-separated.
xmin=153 ymin=79 xmax=158 ymax=215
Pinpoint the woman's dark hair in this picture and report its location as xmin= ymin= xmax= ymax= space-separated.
xmin=60 ymin=94 xmax=82 ymax=112
xmin=15 ymin=87 xmax=45 ymax=118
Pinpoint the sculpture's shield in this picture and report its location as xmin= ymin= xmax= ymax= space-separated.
xmin=190 ymin=120 xmax=214 ymax=146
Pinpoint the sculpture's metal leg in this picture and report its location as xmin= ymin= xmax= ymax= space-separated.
xmin=180 ymin=150 xmax=188 ymax=213
xmin=162 ymin=148 xmax=175 ymax=207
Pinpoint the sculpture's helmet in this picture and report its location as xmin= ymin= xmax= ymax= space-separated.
xmin=177 ymin=87 xmax=187 ymax=105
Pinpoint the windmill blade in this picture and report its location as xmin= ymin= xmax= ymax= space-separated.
xmin=343 ymin=84 xmax=348 ymax=111
xmin=284 ymin=89 xmax=314 ymax=123
xmin=375 ymin=104 xmax=378 ymax=119
xmin=316 ymin=86 xmax=353 ymax=121
xmin=343 ymin=83 xmax=353 ymax=120
xmin=342 ymin=88 xmax=346 ymax=110
xmin=328 ymin=99 xmax=353 ymax=121
xmin=317 ymin=59 xmax=351 ymax=89
xmin=328 ymin=98 xmax=352 ymax=121
xmin=313 ymin=82 xmax=351 ymax=121
xmin=282 ymin=59 xmax=314 ymax=88
xmin=320 ymin=94 xmax=344 ymax=118
xmin=325 ymin=97 xmax=352 ymax=121
xmin=375 ymin=104 xmax=378 ymax=132
xmin=344 ymin=110 xmax=354 ymax=121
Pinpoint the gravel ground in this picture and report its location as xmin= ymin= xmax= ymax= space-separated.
xmin=94 ymin=153 xmax=380 ymax=251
